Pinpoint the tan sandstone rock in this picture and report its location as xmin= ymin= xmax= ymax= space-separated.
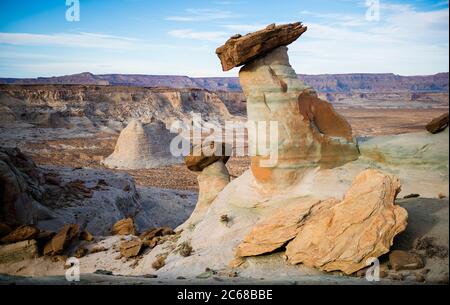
xmin=285 ymin=169 xmax=407 ymax=274
xmin=236 ymin=198 xmax=337 ymax=257
xmin=120 ymin=239 xmax=143 ymax=258
xmin=426 ymin=112 xmax=448 ymax=134
xmin=112 ymin=218 xmax=136 ymax=236
xmin=184 ymin=141 xmax=231 ymax=172
xmin=239 ymin=45 xmax=359 ymax=190
xmin=389 ymin=250 xmax=424 ymax=271
xmin=0 ymin=239 xmax=38 ymax=264
xmin=43 ymin=224 xmax=79 ymax=256
xmin=183 ymin=160 xmax=230 ymax=228
xmin=216 ymin=22 xmax=307 ymax=71
xmin=1 ymin=225 xmax=39 ymax=244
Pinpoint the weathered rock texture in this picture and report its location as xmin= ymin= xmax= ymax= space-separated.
xmin=285 ymin=169 xmax=407 ymax=274
xmin=184 ymin=142 xmax=231 ymax=172
xmin=235 ymin=198 xmax=337 ymax=257
xmin=235 ymin=169 xmax=407 ymax=276
xmin=183 ymin=145 xmax=231 ymax=227
xmin=426 ymin=112 xmax=449 ymax=134
xmin=0 ymin=240 xmax=38 ymax=264
xmin=43 ymin=224 xmax=79 ymax=256
xmin=0 ymin=225 xmax=39 ymax=244
xmin=239 ymin=45 xmax=359 ymax=189
xmin=216 ymin=22 xmax=307 ymax=71
xmin=103 ymin=119 xmax=181 ymax=169
xmin=112 ymin=218 xmax=136 ymax=236
xmin=0 ymin=147 xmax=43 ymax=226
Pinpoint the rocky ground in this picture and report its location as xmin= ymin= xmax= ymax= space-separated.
xmin=0 ymin=108 xmax=446 ymax=191
xmin=0 ymin=55 xmax=448 ymax=284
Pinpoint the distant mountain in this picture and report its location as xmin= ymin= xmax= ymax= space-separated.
xmin=0 ymin=72 xmax=448 ymax=93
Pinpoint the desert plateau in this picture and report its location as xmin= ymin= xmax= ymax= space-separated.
xmin=0 ymin=1 xmax=449 ymax=292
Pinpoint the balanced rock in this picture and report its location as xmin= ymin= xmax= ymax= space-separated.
xmin=112 ymin=218 xmax=136 ymax=235
xmin=184 ymin=141 xmax=231 ymax=172
xmin=285 ymin=169 xmax=407 ymax=274
xmin=103 ymin=119 xmax=181 ymax=169
xmin=182 ymin=143 xmax=231 ymax=228
xmin=0 ymin=239 xmax=38 ymax=264
xmin=43 ymin=224 xmax=79 ymax=256
xmin=1 ymin=225 xmax=39 ymax=244
xmin=426 ymin=112 xmax=449 ymax=134
xmin=216 ymin=22 xmax=307 ymax=71
xmin=239 ymin=45 xmax=359 ymax=189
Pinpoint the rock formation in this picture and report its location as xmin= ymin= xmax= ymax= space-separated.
xmin=285 ymin=170 xmax=407 ymax=274
xmin=426 ymin=112 xmax=449 ymax=134
xmin=0 ymin=147 xmax=44 ymax=226
xmin=43 ymin=224 xmax=79 ymax=256
xmin=103 ymin=119 xmax=181 ymax=170
xmin=182 ymin=142 xmax=231 ymax=227
xmin=224 ymin=24 xmax=359 ymax=190
xmin=216 ymin=22 xmax=307 ymax=71
xmin=235 ymin=169 xmax=408 ymax=274
xmin=112 ymin=218 xmax=136 ymax=236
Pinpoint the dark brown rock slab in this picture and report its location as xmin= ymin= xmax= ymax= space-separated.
xmin=216 ymin=22 xmax=307 ymax=71
xmin=1 ymin=225 xmax=39 ymax=244
xmin=43 ymin=224 xmax=79 ymax=256
xmin=426 ymin=112 xmax=449 ymax=134
xmin=184 ymin=142 xmax=231 ymax=172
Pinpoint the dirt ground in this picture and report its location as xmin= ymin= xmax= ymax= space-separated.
xmin=24 ymin=108 xmax=448 ymax=192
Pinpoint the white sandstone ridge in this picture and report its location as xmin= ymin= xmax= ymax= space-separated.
xmin=102 ymin=119 xmax=182 ymax=170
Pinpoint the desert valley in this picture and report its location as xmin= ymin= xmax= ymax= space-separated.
xmin=0 ymin=22 xmax=448 ymax=285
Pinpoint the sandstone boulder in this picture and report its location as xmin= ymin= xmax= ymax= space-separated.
xmin=389 ymin=250 xmax=424 ymax=271
xmin=216 ymin=22 xmax=307 ymax=71
xmin=1 ymin=225 xmax=39 ymax=244
xmin=285 ymin=169 xmax=407 ymax=274
xmin=120 ymin=239 xmax=142 ymax=258
xmin=43 ymin=224 xmax=79 ymax=256
xmin=236 ymin=198 xmax=337 ymax=257
xmin=0 ymin=239 xmax=38 ymax=264
xmin=80 ymin=230 xmax=94 ymax=242
xmin=112 ymin=218 xmax=136 ymax=236
xmin=235 ymin=169 xmax=407 ymax=274
xmin=103 ymin=119 xmax=181 ymax=170
xmin=426 ymin=112 xmax=448 ymax=134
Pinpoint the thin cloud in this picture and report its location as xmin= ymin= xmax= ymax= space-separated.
xmin=221 ymin=24 xmax=266 ymax=33
xmin=165 ymin=8 xmax=235 ymax=22
xmin=168 ymin=29 xmax=228 ymax=42
xmin=0 ymin=32 xmax=139 ymax=49
xmin=291 ymin=4 xmax=449 ymax=75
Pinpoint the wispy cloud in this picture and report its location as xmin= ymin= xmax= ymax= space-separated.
xmin=0 ymin=32 xmax=211 ymax=52
xmin=165 ymin=8 xmax=235 ymax=22
xmin=221 ymin=23 xmax=266 ymax=33
xmin=168 ymin=29 xmax=228 ymax=42
xmin=0 ymin=32 xmax=139 ymax=49
xmin=292 ymin=4 xmax=449 ymax=75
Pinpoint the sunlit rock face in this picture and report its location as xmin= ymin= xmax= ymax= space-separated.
xmin=103 ymin=119 xmax=181 ymax=170
xmin=239 ymin=46 xmax=359 ymax=190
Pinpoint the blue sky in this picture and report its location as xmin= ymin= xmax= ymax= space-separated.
xmin=0 ymin=0 xmax=448 ymax=77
